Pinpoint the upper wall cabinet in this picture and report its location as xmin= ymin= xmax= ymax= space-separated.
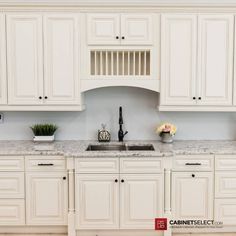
xmin=87 ymin=13 xmax=153 ymax=45
xmin=161 ymin=15 xmax=197 ymax=106
xmin=198 ymin=15 xmax=234 ymax=106
xmin=160 ymin=14 xmax=234 ymax=108
xmin=43 ymin=14 xmax=80 ymax=105
xmin=6 ymin=13 xmax=83 ymax=109
xmin=7 ymin=14 xmax=44 ymax=105
xmin=0 ymin=14 xmax=7 ymax=105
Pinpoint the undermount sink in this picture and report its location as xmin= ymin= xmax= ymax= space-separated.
xmin=86 ymin=144 xmax=155 ymax=151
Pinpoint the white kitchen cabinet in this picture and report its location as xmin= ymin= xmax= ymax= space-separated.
xmin=26 ymin=172 xmax=68 ymax=225
xmin=215 ymin=199 xmax=236 ymax=226
xmin=6 ymin=13 xmax=83 ymax=109
xmin=87 ymin=13 xmax=153 ymax=45
xmin=75 ymin=158 xmax=164 ymax=231
xmin=44 ymin=14 xmax=80 ymax=104
xmin=7 ymin=14 xmax=44 ymax=105
xmin=172 ymin=172 xmax=213 ymax=220
xmin=161 ymin=14 xmax=234 ymax=108
xmin=0 ymin=14 xmax=7 ymax=105
xmin=121 ymin=14 xmax=153 ymax=45
xmin=76 ymin=174 xmax=119 ymax=229
xmin=120 ymin=174 xmax=163 ymax=229
xmin=0 ymin=199 xmax=25 ymax=225
xmin=87 ymin=14 xmax=120 ymax=45
xmin=198 ymin=15 xmax=233 ymax=105
xmin=0 ymin=172 xmax=24 ymax=198
xmin=161 ymin=14 xmax=197 ymax=105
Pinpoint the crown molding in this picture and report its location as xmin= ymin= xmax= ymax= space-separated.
xmin=1 ymin=0 xmax=236 ymax=7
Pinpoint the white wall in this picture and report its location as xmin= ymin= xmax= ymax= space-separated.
xmin=0 ymin=87 xmax=236 ymax=141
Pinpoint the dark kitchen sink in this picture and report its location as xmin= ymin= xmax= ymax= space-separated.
xmin=126 ymin=144 xmax=155 ymax=151
xmin=86 ymin=144 xmax=155 ymax=151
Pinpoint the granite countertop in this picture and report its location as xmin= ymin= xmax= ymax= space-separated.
xmin=0 ymin=140 xmax=236 ymax=158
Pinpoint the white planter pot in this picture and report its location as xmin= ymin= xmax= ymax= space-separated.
xmin=33 ymin=135 xmax=55 ymax=142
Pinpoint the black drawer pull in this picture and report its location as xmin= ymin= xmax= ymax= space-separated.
xmin=38 ymin=163 xmax=54 ymax=166
xmin=185 ymin=163 xmax=202 ymax=166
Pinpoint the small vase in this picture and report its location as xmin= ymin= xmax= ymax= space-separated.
xmin=160 ymin=132 xmax=173 ymax=143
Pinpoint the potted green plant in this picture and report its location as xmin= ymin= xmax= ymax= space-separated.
xmin=31 ymin=124 xmax=58 ymax=142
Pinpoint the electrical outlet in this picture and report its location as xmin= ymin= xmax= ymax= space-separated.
xmin=0 ymin=113 xmax=4 ymax=123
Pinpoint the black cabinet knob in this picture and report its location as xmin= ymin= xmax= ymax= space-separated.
xmin=193 ymin=97 xmax=196 ymax=100
xmin=192 ymin=174 xmax=195 ymax=178
xmin=116 ymin=36 xmax=119 ymax=39
xmin=39 ymin=96 xmax=42 ymax=99
xmin=115 ymin=179 xmax=118 ymax=183
xmin=121 ymin=179 xmax=124 ymax=183
xmin=198 ymin=97 xmax=201 ymax=100
xmin=121 ymin=36 xmax=125 ymax=39
xmin=44 ymin=96 xmax=48 ymax=99
xmin=63 ymin=177 xmax=66 ymax=180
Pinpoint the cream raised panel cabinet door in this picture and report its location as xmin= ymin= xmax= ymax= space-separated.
xmin=44 ymin=14 xmax=80 ymax=105
xmin=172 ymin=172 xmax=213 ymax=220
xmin=121 ymin=14 xmax=153 ymax=45
xmin=7 ymin=14 xmax=44 ymax=105
xmin=87 ymin=14 xmax=120 ymax=45
xmin=120 ymin=174 xmax=163 ymax=229
xmin=0 ymin=14 xmax=7 ymax=105
xmin=76 ymin=174 xmax=119 ymax=229
xmin=26 ymin=172 xmax=68 ymax=225
xmin=161 ymin=15 xmax=197 ymax=105
xmin=198 ymin=15 xmax=234 ymax=106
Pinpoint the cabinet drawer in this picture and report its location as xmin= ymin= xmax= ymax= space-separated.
xmin=215 ymin=199 xmax=236 ymax=226
xmin=75 ymin=158 xmax=119 ymax=173
xmin=215 ymin=172 xmax=236 ymax=198
xmin=0 ymin=172 xmax=24 ymax=198
xmin=120 ymin=158 xmax=162 ymax=173
xmin=0 ymin=156 xmax=24 ymax=171
xmin=0 ymin=199 xmax=25 ymax=225
xmin=25 ymin=156 xmax=66 ymax=171
xmin=173 ymin=155 xmax=213 ymax=171
xmin=215 ymin=155 xmax=236 ymax=170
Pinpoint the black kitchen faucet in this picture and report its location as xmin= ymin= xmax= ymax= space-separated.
xmin=118 ymin=106 xmax=128 ymax=142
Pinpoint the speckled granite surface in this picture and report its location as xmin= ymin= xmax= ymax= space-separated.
xmin=0 ymin=140 xmax=236 ymax=158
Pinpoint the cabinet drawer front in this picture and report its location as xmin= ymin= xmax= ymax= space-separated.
xmin=215 ymin=155 xmax=236 ymax=170
xmin=120 ymin=158 xmax=162 ymax=173
xmin=215 ymin=172 xmax=236 ymax=198
xmin=26 ymin=156 xmax=66 ymax=171
xmin=0 ymin=156 xmax=24 ymax=171
xmin=0 ymin=172 xmax=24 ymax=198
xmin=173 ymin=155 xmax=213 ymax=171
xmin=75 ymin=158 xmax=119 ymax=173
xmin=215 ymin=199 xmax=236 ymax=225
xmin=0 ymin=199 xmax=25 ymax=225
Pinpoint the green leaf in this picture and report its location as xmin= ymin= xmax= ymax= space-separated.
xmin=30 ymin=124 xmax=58 ymax=136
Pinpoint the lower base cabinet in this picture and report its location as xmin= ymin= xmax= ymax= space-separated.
xmin=76 ymin=174 xmax=119 ymax=229
xmin=120 ymin=174 xmax=163 ymax=229
xmin=172 ymin=172 xmax=213 ymax=220
xmin=76 ymin=173 xmax=163 ymax=230
xmin=26 ymin=172 xmax=68 ymax=225
xmin=215 ymin=199 xmax=236 ymax=225
xmin=0 ymin=199 xmax=25 ymax=225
